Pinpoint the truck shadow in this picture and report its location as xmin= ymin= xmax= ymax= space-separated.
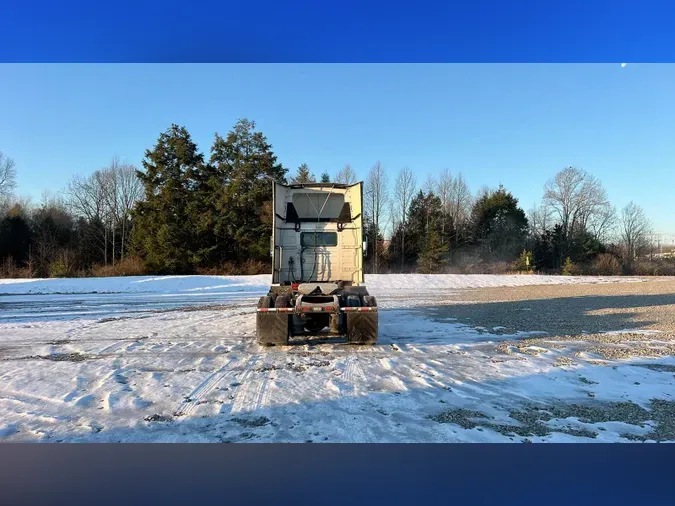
xmin=378 ymin=292 xmax=675 ymax=345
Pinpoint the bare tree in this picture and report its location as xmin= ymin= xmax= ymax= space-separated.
xmin=335 ymin=164 xmax=357 ymax=184
xmin=66 ymin=170 xmax=110 ymax=264
xmin=620 ymin=201 xmax=652 ymax=262
xmin=588 ymin=203 xmax=617 ymax=244
xmin=364 ymin=161 xmax=389 ymax=273
xmin=437 ymin=169 xmax=452 ymax=212
xmin=422 ymin=174 xmax=436 ymax=195
xmin=0 ymin=195 xmax=32 ymax=219
xmin=394 ymin=166 xmax=416 ymax=268
xmin=527 ymin=202 xmax=554 ymax=237
xmin=387 ymin=198 xmax=399 ymax=240
xmin=543 ymin=167 xmax=610 ymax=242
xmin=67 ymin=156 xmax=143 ymax=265
xmin=0 ymin=152 xmax=17 ymax=199
xmin=29 ymin=194 xmax=74 ymax=277
xmin=116 ymin=161 xmax=143 ymax=260
xmin=102 ymin=158 xmax=121 ymax=265
xmin=448 ymin=173 xmax=473 ymax=229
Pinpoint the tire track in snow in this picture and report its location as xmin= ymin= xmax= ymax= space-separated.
xmin=175 ymin=357 xmax=236 ymax=417
xmin=341 ymin=353 xmax=367 ymax=391
xmin=228 ymin=356 xmax=265 ymax=414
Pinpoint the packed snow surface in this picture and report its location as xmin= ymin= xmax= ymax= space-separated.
xmin=0 ymin=273 xmax=671 ymax=443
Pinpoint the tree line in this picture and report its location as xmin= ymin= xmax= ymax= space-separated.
xmin=0 ymin=119 xmax=670 ymax=278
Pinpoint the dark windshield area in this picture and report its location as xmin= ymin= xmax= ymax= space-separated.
xmin=301 ymin=232 xmax=338 ymax=247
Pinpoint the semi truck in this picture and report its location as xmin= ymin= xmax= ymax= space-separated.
xmin=256 ymin=180 xmax=378 ymax=346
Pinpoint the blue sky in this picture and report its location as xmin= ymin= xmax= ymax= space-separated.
xmin=1 ymin=64 xmax=674 ymax=236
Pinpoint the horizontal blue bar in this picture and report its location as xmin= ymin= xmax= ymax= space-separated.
xmin=2 ymin=0 xmax=674 ymax=62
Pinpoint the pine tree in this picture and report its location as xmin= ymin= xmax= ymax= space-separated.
xmin=291 ymin=163 xmax=316 ymax=184
xmin=470 ymin=185 xmax=528 ymax=261
xmin=387 ymin=189 xmax=447 ymax=271
xmin=0 ymin=204 xmax=32 ymax=266
xmin=406 ymin=190 xmax=445 ymax=267
xmin=320 ymin=171 xmax=331 ymax=183
xmin=417 ymin=222 xmax=447 ymax=273
xmin=208 ymin=119 xmax=287 ymax=262
xmin=132 ymin=124 xmax=205 ymax=273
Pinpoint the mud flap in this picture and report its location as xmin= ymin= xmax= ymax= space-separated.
xmin=256 ymin=311 xmax=290 ymax=346
xmin=346 ymin=311 xmax=378 ymax=344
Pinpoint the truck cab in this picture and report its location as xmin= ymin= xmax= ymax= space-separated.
xmin=271 ymin=181 xmax=366 ymax=286
xmin=256 ymin=180 xmax=378 ymax=346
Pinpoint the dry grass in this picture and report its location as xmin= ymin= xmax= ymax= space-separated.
xmin=630 ymin=260 xmax=675 ymax=276
xmin=196 ymin=260 xmax=270 ymax=276
xmin=588 ymin=253 xmax=623 ymax=276
xmin=91 ymin=256 xmax=147 ymax=277
xmin=0 ymin=257 xmax=32 ymax=278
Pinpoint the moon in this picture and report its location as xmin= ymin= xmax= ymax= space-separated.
xmin=621 ymin=63 xmax=627 ymax=68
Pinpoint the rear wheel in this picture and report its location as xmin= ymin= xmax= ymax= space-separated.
xmin=305 ymin=314 xmax=329 ymax=333
xmin=346 ymin=295 xmax=361 ymax=308
xmin=258 ymin=296 xmax=273 ymax=308
xmin=275 ymin=295 xmax=291 ymax=308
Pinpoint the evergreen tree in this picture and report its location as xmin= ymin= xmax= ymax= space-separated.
xmin=0 ymin=204 xmax=32 ymax=265
xmin=407 ymin=190 xmax=445 ymax=266
xmin=291 ymin=163 xmax=316 ymax=184
xmin=320 ymin=171 xmax=331 ymax=183
xmin=132 ymin=124 xmax=205 ymax=273
xmin=439 ymin=209 xmax=457 ymax=260
xmin=363 ymin=218 xmax=385 ymax=273
xmin=533 ymin=224 xmax=564 ymax=270
xmin=418 ymin=222 xmax=447 ymax=273
xmin=208 ymin=119 xmax=287 ymax=262
xmin=387 ymin=190 xmax=447 ymax=271
xmin=405 ymin=191 xmax=428 ymax=264
xmin=387 ymin=223 xmax=407 ymax=271
xmin=470 ymin=185 xmax=528 ymax=261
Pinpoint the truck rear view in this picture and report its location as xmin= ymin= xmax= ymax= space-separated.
xmin=256 ymin=180 xmax=378 ymax=346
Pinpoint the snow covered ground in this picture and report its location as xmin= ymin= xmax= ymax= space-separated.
xmin=0 ymin=273 xmax=673 ymax=443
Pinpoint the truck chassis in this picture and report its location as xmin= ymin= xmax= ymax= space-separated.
xmin=256 ymin=285 xmax=378 ymax=346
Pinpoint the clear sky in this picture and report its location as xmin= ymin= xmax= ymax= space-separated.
xmin=1 ymin=64 xmax=674 ymax=238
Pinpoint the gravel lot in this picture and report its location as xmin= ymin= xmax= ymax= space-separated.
xmin=418 ymin=278 xmax=675 ymax=441
xmin=427 ymin=278 xmax=675 ymax=359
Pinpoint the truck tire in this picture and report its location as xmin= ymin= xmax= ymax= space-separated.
xmin=363 ymin=295 xmax=377 ymax=307
xmin=346 ymin=295 xmax=361 ymax=308
xmin=305 ymin=314 xmax=329 ymax=333
xmin=275 ymin=295 xmax=291 ymax=308
xmin=258 ymin=296 xmax=273 ymax=309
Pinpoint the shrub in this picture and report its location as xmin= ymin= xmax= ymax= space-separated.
xmin=631 ymin=260 xmax=675 ymax=276
xmin=91 ymin=256 xmax=147 ymax=277
xmin=49 ymin=249 xmax=78 ymax=278
xmin=0 ymin=257 xmax=18 ymax=278
xmin=514 ymin=250 xmax=534 ymax=273
xmin=0 ymin=257 xmax=33 ymax=279
xmin=483 ymin=261 xmax=515 ymax=274
xmin=561 ymin=256 xmax=577 ymax=276
xmin=195 ymin=260 xmax=271 ymax=276
xmin=592 ymin=253 xmax=622 ymax=276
